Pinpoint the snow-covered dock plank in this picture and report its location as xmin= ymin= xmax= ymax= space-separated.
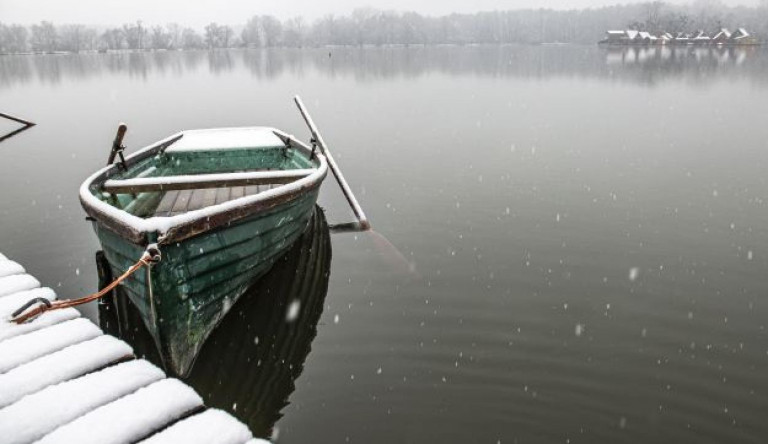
xmin=0 ymin=260 xmax=25 ymax=278
xmin=0 ymin=360 xmax=165 ymax=444
xmin=0 ymin=287 xmax=56 ymax=317
xmin=140 ymin=409 xmax=256 ymax=444
xmin=0 ymin=307 xmax=79 ymax=342
xmin=0 ymin=251 xmax=260 ymax=443
xmin=0 ymin=335 xmax=133 ymax=408
xmin=36 ymin=379 xmax=203 ymax=444
xmin=0 ymin=274 xmax=40 ymax=297
xmin=0 ymin=318 xmax=102 ymax=373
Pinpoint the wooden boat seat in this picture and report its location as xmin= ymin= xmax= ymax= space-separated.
xmin=152 ymin=185 xmax=277 ymax=217
xmin=102 ymin=169 xmax=314 ymax=194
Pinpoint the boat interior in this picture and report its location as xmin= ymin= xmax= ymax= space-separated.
xmin=92 ymin=128 xmax=318 ymax=218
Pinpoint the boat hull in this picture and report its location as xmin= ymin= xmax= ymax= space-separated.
xmin=94 ymin=188 xmax=320 ymax=375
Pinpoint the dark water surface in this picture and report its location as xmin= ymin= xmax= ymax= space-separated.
xmin=1 ymin=45 xmax=768 ymax=443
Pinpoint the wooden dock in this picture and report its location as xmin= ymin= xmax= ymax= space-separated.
xmin=0 ymin=252 xmax=269 ymax=444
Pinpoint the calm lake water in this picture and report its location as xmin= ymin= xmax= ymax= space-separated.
xmin=2 ymin=45 xmax=768 ymax=443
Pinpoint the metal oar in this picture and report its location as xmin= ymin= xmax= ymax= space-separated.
xmin=294 ymin=95 xmax=370 ymax=230
xmin=293 ymin=96 xmax=418 ymax=278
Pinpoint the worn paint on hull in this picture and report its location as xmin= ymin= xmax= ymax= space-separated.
xmin=95 ymin=191 xmax=320 ymax=375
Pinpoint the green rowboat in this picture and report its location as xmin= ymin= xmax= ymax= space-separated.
xmin=80 ymin=125 xmax=328 ymax=375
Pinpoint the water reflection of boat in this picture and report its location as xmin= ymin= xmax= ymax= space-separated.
xmin=99 ymin=206 xmax=331 ymax=438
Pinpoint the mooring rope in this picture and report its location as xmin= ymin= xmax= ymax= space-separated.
xmin=9 ymin=245 xmax=161 ymax=324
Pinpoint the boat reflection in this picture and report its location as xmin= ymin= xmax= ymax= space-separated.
xmin=98 ymin=206 xmax=332 ymax=438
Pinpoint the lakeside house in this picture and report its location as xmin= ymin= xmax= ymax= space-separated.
xmin=711 ymin=28 xmax=732 ymax=43
xmin=691 ymin=30 xmax=711 ymax=44
xmin=599 ymin=28 xmax=759 ymax=45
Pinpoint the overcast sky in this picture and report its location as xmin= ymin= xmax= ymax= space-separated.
xmin=0 ymin=0 xmax=760 ymax=28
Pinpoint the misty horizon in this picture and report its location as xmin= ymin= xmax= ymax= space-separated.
xmin=1 ymin=0 xmax=764 ymax=28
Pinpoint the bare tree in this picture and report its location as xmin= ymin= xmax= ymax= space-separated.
xmin=241 ymin=17 xmax=262 ymax=48
xmin=30 ymin=21 xmax=57 ymax=52
xmin=101 ymin=28 xmax=125 ymax=50
xmin=123 ymin=21 xmax=146 ymax=50
xmin=283 ymin=17 xmax=306 ymax=47
xmin=0 ymin=24 xmax=29 ymax=53
xmin=181 ymin=28 xmax=203 ymax=49
xmin=644 ymin=1 xmax=665 ymax=33
xmin=261 ymin=16 xmax=283 ymax=46
xmin=151 ymin=26 xmax=172 ymax=50
xmin=166 ymin=23 xmax=182 ymax=49
xmin=204 ymin=23 xmax=220 ymax=48
xmin=59 ymin=24 xmax=89 ymax=52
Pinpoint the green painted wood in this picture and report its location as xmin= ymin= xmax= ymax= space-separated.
xmin=94 ymin=188 xmax=320 ymax=376
xmin=88 ymin=139 xmax=324 ymax=375
xmin=93 ymin=146 xmax=316 ymax=217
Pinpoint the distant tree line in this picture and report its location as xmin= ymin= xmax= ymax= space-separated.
xmin=1 ymin=1 xmax=767 ymax=54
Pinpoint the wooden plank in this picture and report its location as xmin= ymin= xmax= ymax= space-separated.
xmin=0 ymin=318 xmax=102 ymax=373
xmin=214 ymin=188 xmax=231 ymax=205
xmin=36 ymin=379 xmax=203 ymax=444
xmin=0 ymin=260 xmax=25 ymax=278
xmin=244 ymin=185 xmax=260 ymax=196
xmin=0 ymin=309 xmax=79 ymax=343
xmin=170 ymin=190 xmax=193 ymax=216
xmin=0 ymin=335 xmax=133 ymax=409
xmin=0 ymin=274 xmax=40 ymax=297
xmin=199 ymin=188 xmax=219 ymax=210
xmin=0 ymin=251 xmax=259 ymax=444
xmin=154 ymin=191 xmax=180 ymax=217
xmin=0 ymin=360 xmax=164 ymax=444
xmin=139 ymin=409 xmax=253 ymax=444
xmin=187 ymin=189 xmax=207 ymax=212
xmin=230 ymin=186 xmax=245 ymax=200
xmin=102 ymin=170 xmax=314 ymax=194
xmin=0 ymin=287 xmax=56 ymax=318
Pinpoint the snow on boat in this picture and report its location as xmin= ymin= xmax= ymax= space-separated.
xmin=80 ymin=124 xmax=328 ymax=375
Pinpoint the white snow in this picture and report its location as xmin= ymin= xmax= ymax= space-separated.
xmin=0 ymin=274 xmax=41 ymax=297
xmin=245 ymin=439 xmax=273 ymax=444
xmin=0 ymin=360 xmax=164 ymax=444
xmin=0 ymin=335 xmax=132 ymax=408
xmin=0 ymin=260 xmax=25 ymax=278
xmin=79 ymin=127 xmax=328 ymax=242
xmin=36 ymin=379 xmax=203 ymax=444
xmin=0 ymin=252 xmax=258 ymax=444
xmin=0 ymin=318 xmax=102 ymax=373
xmin=0 ymin=286 xmax=56 ymax=317
xmin=0 ymin=307 xmax=79 ymax=342
xmin=139 ymin=409 xmax=252 ymax=444
xmin=166 ymin=127 xmax=285 ymax=152
xmin=103 ymin=169 xmax=315 ymax=191
xmin=286 ymin=300 xmax=301 ymax=322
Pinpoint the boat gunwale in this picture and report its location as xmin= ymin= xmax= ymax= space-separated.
xmin=79 ymin=127 xmax=328 ymax=246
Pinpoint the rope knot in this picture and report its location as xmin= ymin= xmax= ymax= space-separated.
xmin=141 ymin=243 xmax=162 ymax=265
